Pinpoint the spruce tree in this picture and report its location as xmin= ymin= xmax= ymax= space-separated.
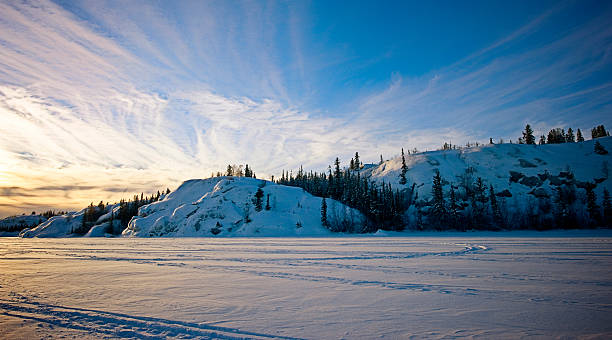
xmin=523 ymin=124 xmax=536 ymax=145
xmin=379 ymin=155 xmax=384 ymax=165
xmin=489 ymin=185 xmax=503 ymax=228
xmin=321 ymin=197 xmax=328 ymax=227
xmin=603 ymin=188 xmax=611 ymax=227
xmin=399 ymin=148 xmax=408 ymax=185
xmin=265 ymin=194 xmax=271 ymax=210
xmin=105 ymin=211 xmax=112 ymax=234
xmin=566 ymin=128 xmax=575 ymax=142
xmin=448 ymin=186 xmax=459 ymax=230
xmin=226 ymin=164 xmax=233 ymax=176
xmin=585 ymin=184 xmax=600 ymax=226
xmin=539 ymin=135 xmax=546 ymax=145
xmin=547 ymin=128 xmax=566 ymax=144
xmin=471 ymin=177 xmax=487 ymax=229
xmin=253 ymin=188 xmax=264 ymax=211
xmin=333 ymin=158 xmax=342 ymax=199
xmin=431 ymin=171 xmax=446 ymax=228
xmin=591 ymin=125 xmax=608 ymax=139
xmin=577 ymin=129 xmax=585 ymax=142
xmin=594 ymin=141 xmax=608 ymax=155
xmin=354 ymin=152 xmax=360 ymax=170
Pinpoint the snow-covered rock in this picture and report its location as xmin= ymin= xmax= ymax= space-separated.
xmin=123 ymin=177 xmax=360 ymax=237
xmin=84 ymin=223 xmax=112 ymax=237
xmin=0 ymin=214 xmax=47 ymax=236
xmin=0 ymin=214 xmax=46 ymax=229
xmin=365 ymin=136 xmax=612 ymax=214
xmin=19 ymin=211 xmax=84 ymax=238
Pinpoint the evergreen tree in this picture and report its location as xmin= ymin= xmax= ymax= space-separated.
xmin=566 ymin=128 xmax=575 ymax=142
xmin=354 ymin=152 xmax=360 ymax=170
xmin=399 ymin=148 xmax=408 ymax=185
xmin=244 ymin=164 xmax=252 ymax=177
xmin=603 ymin=188 xmax=611 ymax=227
xmin=523 ymin=124 xmax=536 ymax=144
xmin=379 ymin=155 xmax=384 ymax=165
xmin=585 ymin=183 xmax=600 ymax=226
xmin=107 ymin=211 xmax=114 ymax=234
xmin=554 ymin=183 xmax=577 ymax=229
xmin=334 ymin=157 xmax=341 ymax=178
xmin=591 ymin=125 xmax=609 ymax=139
xmin=594 ymin=141 xmax=608 ymax=155
xmin=539 ymin=135 xmax=546 ymax=145
xmin=430 ymin=171 xmax=446 ymax=228
xmin=489 ymin=185 xmax=503 ymax=228
xmin=577 ymin=128 xmax=585 ymax=142
xmin=448 ymin=186 xmax=460 ymax=230
xmin=243 ymin=201 xmax=252 ymax=223
xmin=265 ymin=194 xmax=271 ymax=210
xmin=547 ymin=128 xmax=566 ymax=144
xmin=253 ymin=188 xmax=264 ymax=211
xmin=471 ymin=177 xmax=488 ymax=229
xmin=321 ymin=197 xmax=328 ymax=227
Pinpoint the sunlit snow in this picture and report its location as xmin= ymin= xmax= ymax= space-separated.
xmin=1 ymin=235 xmax=611 ymax=339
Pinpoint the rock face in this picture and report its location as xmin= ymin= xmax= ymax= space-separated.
xmin=122 ymin=177 xmax=363 ymax=237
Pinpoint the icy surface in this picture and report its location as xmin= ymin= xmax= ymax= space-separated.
xmin=1 ymin=235 xmax=611 ymax=339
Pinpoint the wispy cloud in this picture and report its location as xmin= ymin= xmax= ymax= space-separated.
xmin=0 ymin=0 xmax=610 ymax=216
xmin=356 ymin=2 xmax=612 ymax=141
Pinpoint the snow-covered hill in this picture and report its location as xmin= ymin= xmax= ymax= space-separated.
xmin=19 ymin=177 xmax=362 ymax=237
xmin=123 ymin=177 xmax=360 ymax=237
xmin=17 ymin=138 xmax=612 ymax=237
xmin=364 ymin=137 xmax=611 ymax=223
xmin=0 ymin=214 xmax=47 ymax=236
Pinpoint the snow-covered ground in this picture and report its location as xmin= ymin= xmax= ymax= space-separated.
xmin=1 ymin=234 xmax=611 ymax=339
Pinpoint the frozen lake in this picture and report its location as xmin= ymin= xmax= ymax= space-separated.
xmin=1 ymin=235 xmax=611 ymax=339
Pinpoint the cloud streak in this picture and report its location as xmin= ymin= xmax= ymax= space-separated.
xmin=355 ymin=3 xmax=612 ymax=141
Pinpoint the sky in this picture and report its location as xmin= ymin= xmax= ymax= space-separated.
xmin=0 ymin=0 xmax=611 ymax=217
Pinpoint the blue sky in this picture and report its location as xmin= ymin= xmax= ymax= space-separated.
xmin=0 ymin=0 xmax=611 ymax=215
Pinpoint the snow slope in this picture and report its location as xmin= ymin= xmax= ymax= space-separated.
xmin=365 ymin=137 xmax=612 ymax=210
xmin=123 ymin=177 xmax=360 ymax=237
